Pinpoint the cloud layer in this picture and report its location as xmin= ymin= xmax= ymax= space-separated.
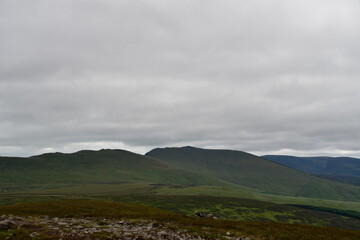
xmin=1 ymin=0 xmax=360 ymax=157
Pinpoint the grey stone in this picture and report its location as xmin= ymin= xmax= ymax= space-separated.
xmin=29 ymin=232 xmax=40 ymax=238
xmin=0 ymin=220 xmax=17 ymax=230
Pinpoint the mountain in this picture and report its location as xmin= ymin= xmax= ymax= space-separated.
xmin=146 ymin=146 xmax=360 ymax=201
xmin=262 ymin=155 xmax=360 ymax=186
xmin=2 ymin=146 xmax=360 ymax=201
xmin=262 ymin=155 xmax=360 ymax=176
xmin=0 ymin=149 xmax=232 ymax=191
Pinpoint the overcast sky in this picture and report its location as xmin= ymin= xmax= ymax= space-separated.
xmin=1 ymin=0 xmax=360 ymax=157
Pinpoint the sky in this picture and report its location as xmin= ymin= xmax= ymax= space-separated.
xmin=1 ymin=0 xmax=360 ymax=157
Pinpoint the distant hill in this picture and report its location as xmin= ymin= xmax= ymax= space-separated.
xmin=2 ymin=147 xmax=360 ymax=202
xmin=0 ymin=149 xmax=232 ymax=191
xmin=262 ymin=155 xmax=360 ymax=176
xmin=262 ymin=155 xmax=360 ymax=186
xmin=146 ymin=146 xmax=360 ymax=201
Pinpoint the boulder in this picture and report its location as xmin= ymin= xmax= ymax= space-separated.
xmin=194 ymin=211 xmax=217 ymax=219
xmin=194 ymin=211 xmax=206 ymax=218
xmin=0 ymin=219 xmax=17 ymax=230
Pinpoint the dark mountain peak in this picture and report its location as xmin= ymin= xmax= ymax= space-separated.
xmin=31 ymin=152 xmax=67 ymax=159
xmin=146 ymin=146 xmax=261 ymax=160
xmin=146 ymin=146 xmax=198 ymax=155
xmin=182 ymin=146 xmax=198 ymax=149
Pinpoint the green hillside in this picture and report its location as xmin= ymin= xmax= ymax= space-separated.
xmin=2 ymin=146 xmax=360 ymax=202
xmin=0 ymin=149 xmax=233 ymax=192
xmin=146 ymin=146 xmax=360 ymax=201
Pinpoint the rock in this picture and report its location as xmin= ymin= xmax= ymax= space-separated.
xmin=157 ymin=230 xmax=168 ymax=237
xmin=134 ymin=237 xmax=145 ymax=240
xmin=13 ymin=216 xmax=24 ymax=221
xmin=194 ymin=211 xmax=206 ymax=218
xmin=206 ymin=213 xmax=216 ymax=218
xmin=0 ymin=219 xmax=17 ymax=230
xmin=195 ymin=211 xmax=217 ymax=219
xmin=147 ymin=222 xmax=160 ymax=230
xmin=29 ymin=232 xmax=40 ymax=238
xmin=0 ymin=214 xmax=237 ymax=240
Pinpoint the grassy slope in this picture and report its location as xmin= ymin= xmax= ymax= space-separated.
xmin=314 ymin=174 xmax=360 ymax=186
xmin=0 ymin=200 xmax=359 ymax=240
xmin=151 ymin=184 xmax=360 ymax=213
xmin=0 ymin=149 xmax=236 ymax=192
xmin=2 ymin=182 xmax=360 ymax=212
xmin=146 ymin=146 xmax=360 ymax=201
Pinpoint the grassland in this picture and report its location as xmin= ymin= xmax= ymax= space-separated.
xmin=1 ymin=183 xmax=360 ymax=230
xmin=0 ymin=200 xmax=359 ymax=240
xmin=5 ymin=183 xmax=360 ymax=212
xmin=111 ymin=195 xmax=360 ymax=229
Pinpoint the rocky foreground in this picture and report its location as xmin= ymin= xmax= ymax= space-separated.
xmin=0 ymin=215 xmax=251 ymax=240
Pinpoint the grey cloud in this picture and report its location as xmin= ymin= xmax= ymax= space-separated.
xmin=1 ymin=0 xmax=360 ymax=157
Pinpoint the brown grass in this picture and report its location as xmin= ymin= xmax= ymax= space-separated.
xmin=0 ymin=200 xmax=359 ymax=240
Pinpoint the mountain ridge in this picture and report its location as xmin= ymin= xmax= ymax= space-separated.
xmin=262 ymin=155 xmax=360 ymax=176
xmin=1 ymin=146 xmax=360 ymax=202
xmin=262 ymin=155 xmax=360 ymax=186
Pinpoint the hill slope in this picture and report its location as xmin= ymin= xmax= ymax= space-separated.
xmin=146 ymin=146 xmax=360 ymax=201
xmin=0 ymin=149 xmax=232 ymax=192
xmin=262 ymin=155 xmax=360 ymax=186
xmin=3 ymin=147 xmax=360 ymax=201
xmin=262 ymin=155 xmax=360 ymax=176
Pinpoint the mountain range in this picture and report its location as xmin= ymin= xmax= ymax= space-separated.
xmin=1 ymin=146 xmax=360 ymax=202
xmin=262 ymin=155 xmax=360 ymax=186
